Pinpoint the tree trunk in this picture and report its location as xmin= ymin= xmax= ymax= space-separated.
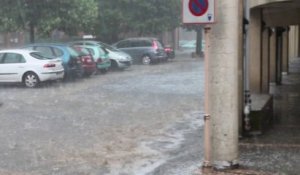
xmin=29 ymin=22 xmax=35 ymax=43
xmin=196 ymin=28 xmax=203 ymax=56
xmin=4 ymin=32 xmax=11 ymax=48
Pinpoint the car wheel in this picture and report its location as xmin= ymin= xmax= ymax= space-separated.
xmin=23 ymin=72 xmax=40 ymax=88
xmin=101 ymin=68 xmax=108 ymax=74
xmin=110 ymin=60 xmax=119 ymax=70
xmin=83 ymin=72 xmax=93 ymax=77
xmin=142 ymin=55 xmax=151 ymax=65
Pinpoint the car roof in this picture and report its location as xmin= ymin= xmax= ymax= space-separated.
xmin=70 ymin=40 xmax=99 ymax=44
xmin=71 ymin=40 xmax=98 ymax=42
xmin=26 ymin=43 xmax=70 ymax=47
xmin=0 ymin=49 xmax=37 ymax=54
xmin=123 ymin=37 xmax=158 ymax=41
xmin=71 ymin=44 xmax=99 ymax=49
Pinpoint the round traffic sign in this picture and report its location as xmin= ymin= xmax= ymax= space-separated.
xmin=188 ymin=0 xmax=209 ymax=16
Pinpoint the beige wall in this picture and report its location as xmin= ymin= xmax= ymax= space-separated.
xmin=250 ymin=0 xmax=291 ymax=8
xmin=289 ymin=26 xmax=299 ymax=59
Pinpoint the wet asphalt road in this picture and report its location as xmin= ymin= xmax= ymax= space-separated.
xmin=0 ymin=56 xmax=205 ymax=175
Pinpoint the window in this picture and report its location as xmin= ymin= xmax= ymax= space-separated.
xmin=75 ymin=42 xmax=84 ymax=45
xmin=99 ymin=42 xmax=119 ymax=52
xmin=53 ymin=48 xmax=64 ymax=57
xmin=0 ymin=53 xmax=4 ymax=63
xmin=73 ymin=47 xmax=90 ymax=56
xmin=2 ymin=53 xmax=26 ymax=64
xmin=67 ymin=47 xmax=79 ymax=57
xmin=30 ymin=52 xmax=53 ymax=60
xmin=24 ymin=46 xmax=34 ymax=50
xmin=86 ymin=43 xmax=94 ymax=46
xmin=97 ymin=47 xmax=106 ymax=55
xmin=35 ymin=46 xmax=54 ymax=58
xmin=131 ymin=40 xmax=140 ymax=47
xmin=116 ymin=40 xmax=131 ymax=48
xmin=86 ymin=48 xmax=95 ymax=55
xmin=154 ymin=41 xmax=163 ymax=49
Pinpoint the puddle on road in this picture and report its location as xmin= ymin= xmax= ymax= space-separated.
xmin=105 ymin=111 xmax=204 ymax=175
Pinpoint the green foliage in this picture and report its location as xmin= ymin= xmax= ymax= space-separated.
xmin=0 ymin=0 xmax=181 ymax=43
xmin=98 ymin=0 xmax=181 ymax=42
xmin=0 ymin=0 xmax=24 ymax=32
xmin=0 ymin=0 xmax=98 ymax=37
xmin=182 ymin=25 xmax=203 ymax=55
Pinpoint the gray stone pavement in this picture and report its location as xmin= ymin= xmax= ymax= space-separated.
xmin=205 ymin=57 xmax=300 ymax=175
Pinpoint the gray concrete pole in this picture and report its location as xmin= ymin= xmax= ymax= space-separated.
xmin=262 ymin=28 xmax=270 ymax=93
xmin=209 ymin=0 xmax=241 ymax=170
xmin=298 ymin=25 xmax=300 ymax=57
xmin=269 ymin=29 xmax=277 ymax=85
xmin=282 ymin=28 xmax=289 ymax=75
xmin=249 ymin=8 xmax=262 ymax=93
xmin=238 ymin=0 xmax=245 ymax=136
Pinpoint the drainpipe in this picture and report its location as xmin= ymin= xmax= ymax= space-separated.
xmin=202 ymin=25 xmax=212 ymax=169
xmin=243 ymin=0 xmax=252 ymax=132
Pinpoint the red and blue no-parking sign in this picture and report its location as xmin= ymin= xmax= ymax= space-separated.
xmin=183 ymin=0 xmax=215 ymax=24
xmin=188 ymin=0 xmax=209 ymax=17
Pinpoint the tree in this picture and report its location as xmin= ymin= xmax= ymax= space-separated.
xmin=98 ymin=0 xmax=181 ymax=43
xmin=0 ymin=0 xmax=24 ymax=32
xmin=0 ymin=0 xmax=98 ymax=43
xmin=182 ymin=25 xmax=204 ymax=56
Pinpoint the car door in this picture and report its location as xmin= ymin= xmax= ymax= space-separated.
xmin=115 ymin=40 xmax=139 ymax=61
xmin=0 ymin=52 xmax=26 ymax=82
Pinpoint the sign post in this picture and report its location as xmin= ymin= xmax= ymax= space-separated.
xmin=182 ymin=0 xmax=215 ymax=169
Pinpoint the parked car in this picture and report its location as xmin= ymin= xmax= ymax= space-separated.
xmin=21 ymin=43 xmax=84 ymax=79
xmin=112 ymin=37 xmax=167 ymax=65
xmin=179 ymin=40 xmax=205 ymax=52
xmin=180 ymin=40 xmax=196 ymax=50
xmin=71 ymin=44 xmax=111 ymax=73
xmin=71 ymin=46 xmax=97 ymax=76
xmin=69 ymin=40 xmax=132 ymax=70
xmin=0 ymin=49 xmax=64 ymax=88
xmin=163 ymin=45 xmax=175 ymax=59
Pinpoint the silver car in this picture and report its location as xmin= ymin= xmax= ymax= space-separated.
xmin=69 ymin=40 xmax=132 ymax=70
xmin=112 ymin=37 xmax=167 ymax=65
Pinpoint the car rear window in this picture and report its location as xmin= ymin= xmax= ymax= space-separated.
xmin=97 ymin=47 xmax=107 ymax=55
xmin=98 ymin=42 xmax=119 ymax=52
xmin=154 ymin=41 xmax=163 ymax=49
xmin=86 ymin=48 xmax=95 ymax=55
xmin=67 ymin=47 xmax=79 ymax=57
xmin=73 ymin=46 xmax=90 ymax=56
xmin=30 ymin=52 xmax=55 ymax=60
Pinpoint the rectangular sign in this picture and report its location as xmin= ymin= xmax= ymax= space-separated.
xmin=182 ymin=0 xmax=215 ymax=24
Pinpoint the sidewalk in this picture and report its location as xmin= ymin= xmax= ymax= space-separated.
xmin=203 ymin=57 xmax=300 ymax=175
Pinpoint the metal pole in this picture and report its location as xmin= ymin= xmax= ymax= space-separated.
xmin=202 ymin=25 xmax=212 ymax=168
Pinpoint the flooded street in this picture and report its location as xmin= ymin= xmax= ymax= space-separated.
xmin=0 ymin=56 xmax=204 ymax=174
